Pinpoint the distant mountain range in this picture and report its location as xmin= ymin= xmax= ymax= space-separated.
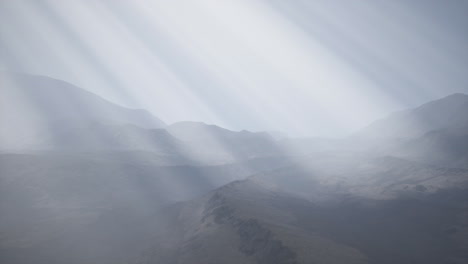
xmin=0 ymin=72 xmax=281 ymax=164
xmin=0 ymin=72 xmax=165 ymax=150
xmin=1 ymin=73 xmax=467 ymax=264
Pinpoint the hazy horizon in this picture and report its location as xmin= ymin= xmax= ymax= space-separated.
xmin=1 ymin=0 xmax=467 ymax=137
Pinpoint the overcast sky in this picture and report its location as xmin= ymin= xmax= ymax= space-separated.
xmin=1 ymin=0 xmax=467 ymax=137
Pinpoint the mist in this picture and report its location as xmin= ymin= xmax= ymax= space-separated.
xmin=2 ymin=0 xmax=467 ymax=136
xmin=1 ymin=1 xmax=468 ymax=264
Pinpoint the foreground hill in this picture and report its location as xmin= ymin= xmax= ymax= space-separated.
xmin=140 ymin=155 xmax=468 ymax=264
xmin=0 ymin=153 xmax=293 ymax=264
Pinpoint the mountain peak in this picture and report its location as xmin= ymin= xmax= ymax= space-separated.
xmin=416 ymin=93 xmax=468 ymax=110
xmin=356 ymin=93 xmax=468 ymax=139
xmin=0 ymin=72 xmax=166 ymax=150
xmin=168 ymin=121 xmax=226 ymax=130
xmin=443 ymin=92 xmax=468 ymax=99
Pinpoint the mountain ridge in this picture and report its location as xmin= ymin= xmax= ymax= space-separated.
xmin=355 ymin=93 xmax=468 ymax=139
xmin=0 ymin=72 xmax=166 ymax=150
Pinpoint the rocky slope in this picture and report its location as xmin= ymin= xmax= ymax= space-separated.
xmin=140 ymin=156 xmax=468 ymax=264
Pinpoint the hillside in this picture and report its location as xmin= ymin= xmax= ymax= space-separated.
xmin=140 ymin=155 xmax=468 ymax=264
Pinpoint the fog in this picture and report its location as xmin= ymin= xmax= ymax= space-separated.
xmin=1 ymin=1 xmax=468 ymax=264
xmin=2 ymin=0 xmax=467 ymax=136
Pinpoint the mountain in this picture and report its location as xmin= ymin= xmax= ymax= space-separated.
xmin=356 ymin=93 xmax=468 ymax=139
xmin=0 ymin=73 xmax=285 ymax=164
xmin=2 ymin=75 xmax=468 ymax=264
xmin=25 ymin=122 xmax=182 ymax=154
xmin=0 ymin=72 xmax=165 ymax=150
xmin=348 ymin=93 xmax=468 ymax=168
xmin=393 ymin=125 xmax=468 ymax=169
xmin=140 ymin=155 xmax=468 ymax=264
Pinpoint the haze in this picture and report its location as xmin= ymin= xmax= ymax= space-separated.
xmin=1 ymin=0 xmax=467 ymax=137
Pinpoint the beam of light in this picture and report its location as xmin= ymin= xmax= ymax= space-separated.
xmin=1 ymin=2 xmax=468 ymax=262
xmin=1 ymin=0 xmax=468 ymax=206
xmin=0 ymin=0 xmax=465 ymax=192
xmin=2 ymin=0 xmax=467 ymax=137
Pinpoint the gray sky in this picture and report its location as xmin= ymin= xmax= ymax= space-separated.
xmin=1 ymin=0 xmax=467 ymax=137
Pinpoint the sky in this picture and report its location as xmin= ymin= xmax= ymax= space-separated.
xmin=1 ymin=0 xmax=467 ymax=137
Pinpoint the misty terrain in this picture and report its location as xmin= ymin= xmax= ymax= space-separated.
xmin=1 ymin=72 xmax=468 ymax=264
